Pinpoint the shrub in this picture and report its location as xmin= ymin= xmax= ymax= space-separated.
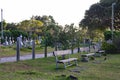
xmin=113 ymin=35 xmax=120 ymax=53
xmin=104 ymin=31 xmax=112 ymax=41
xmin=101 ymin=42 xmax=116 ymax=54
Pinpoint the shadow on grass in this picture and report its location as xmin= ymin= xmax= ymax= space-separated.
xmin=54 ymin=74 xmax=78 ymax=80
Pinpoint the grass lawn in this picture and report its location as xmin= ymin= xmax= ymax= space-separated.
xmin=0 ymin=45 xmax=54 ymax=58
xmin=0 ymin=53 xmax=120 ymax=80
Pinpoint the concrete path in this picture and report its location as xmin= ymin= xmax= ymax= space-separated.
xmin=0 ymin=47 xmax=90 ymax=63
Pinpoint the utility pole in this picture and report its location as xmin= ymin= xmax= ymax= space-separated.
xmin=111 ymin=3 xmax=116 ymax=41
xmin=98 ymin=3 xmax=116 ymax=42
xmin=1 ymin=9 xmax=3 ymax=44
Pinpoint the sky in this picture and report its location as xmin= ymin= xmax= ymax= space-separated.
xmin=0 ymin=0 xmax=100 ymax=26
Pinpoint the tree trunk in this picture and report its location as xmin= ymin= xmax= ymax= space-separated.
xmin=55 ymin=46 xmax=57 ymax=51
xmin=78 ymin=47 xmax=80 ymax=53
xmin=45 ymin=45 xmax=47 ymax=58
xmin=71 ymin=47 xmax=74 ymax=54
xmin=55 ymin=42 xmax=58 ymax=51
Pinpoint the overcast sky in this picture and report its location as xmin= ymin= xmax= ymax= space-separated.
xmin=0 ymin=0 xmax=100 ymax=26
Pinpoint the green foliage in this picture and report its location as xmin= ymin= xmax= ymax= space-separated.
xmin=0 ymin=30 xmax=28 ymax=41
xmin=6 ymin=23 xmax=17 ymax=30
xmin=3 ymin=30 xmax=12 ymax=37
xmin=33 ymin=15 xmax=61 ymax=57
xmin=104 ymin=31 xmax=112 ymax=40
xmin=104 ymin=31 xmax=120 ymax=41
xmin=104 ymin=31 xmax=120 ymax=53
xmin=80 ymin=0 xmax=120 ymax=31
xmin=58 ymin=31 xmax=70 ymax=50
xmin=10 ymin=30 xmax=28 ymax=41
xmin=0 ymin=30 xmax=12 ymax=43
xmin=101 ymin=42 xmax=116 ymax=53
xmin=31 ymin=33 xmax=38 ymax=39
xmin=41 ymin=32 xmax=53 ymax=47
xmin=113 ymin=35 xmax=120 ymax=52
xmin=17 ymin=19 xmax=43 ymax=38
xmin=0 ymin=20 xmax=7 ymax=30
xmin=100 ymin=0 xmax=116 ymax=4
xmin=1 ymin=38 xmax=5 ymax=44
xmin=58 ymin=24 xmax=78 ymax=51
xmin=80 ymin=3 xmax=109 ymax=31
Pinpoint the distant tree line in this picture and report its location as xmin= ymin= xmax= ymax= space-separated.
xmin=0 ymin=15 xmax=85 ymax=57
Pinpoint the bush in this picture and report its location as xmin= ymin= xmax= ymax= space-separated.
xmin=101 ymin=42 xmax=117 ymax=54
xmin=113 ymin=36 xmax=120 ymax=49
xmin=104 ymin=31 xmax=120 ymax=41
xmin=1 ymin=38 xmax=5 ymax=44
xmin=113 ymin=35 xmax=120 ymax=53
xmin=104 ymin=31 xmax=112 ymax=41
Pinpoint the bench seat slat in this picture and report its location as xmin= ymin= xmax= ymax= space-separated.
xmin=58 ymin=58 xmax=78 ymax=63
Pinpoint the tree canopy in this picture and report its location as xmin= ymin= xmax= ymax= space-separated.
xmin=80 ymin=0 xmax=120 ymax=31
xmin=17 ymin=19 xmax=43 ymax=35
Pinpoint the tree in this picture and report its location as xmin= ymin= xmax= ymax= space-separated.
xmin=58 ymin=27 xmax=69 ymax=50
xmin=0 ymin=20 xmax=7 ymax=31
xmin=34 ymin=15 xmax=60 ymax=57
xmin=80 ymin=0 xmax=120 ymax=31
xmin=49 ymin=23 xmax=62 ymax=51
xmin=17 ymin=19 xmax=43 ymax=38
xmin=64 ymin=23 xmax=77 ymax=54
xmin=6 ymin=23 xmax=18 ymax=30
xmin=75 ymin=28 xmax=83 ymax=53
xmin=80 ymin=3 xmax=110 ymax=31
xmin=100 ymin=0 xmax=116 ymax=4
xmin=0 ymin=20 xmax=7 ymax=43
xmin=80 ymin=0 xmax=120 ymax=41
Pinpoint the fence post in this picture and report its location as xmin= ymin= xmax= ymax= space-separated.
xmin=16 ymin=37 xmax=20 ymax=61
xmin=32 ymin=40 xmax=35 ymax=59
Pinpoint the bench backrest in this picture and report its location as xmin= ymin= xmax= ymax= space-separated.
xmin=54 ymin=50 xmax=71 ymax=61
xmin=54 ymin=50 xmax=71 ymax=56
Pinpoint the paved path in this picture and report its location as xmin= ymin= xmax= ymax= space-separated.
xmin=0 ymin=47 xmax=90 ymax=63
xmin=0 ymin=53 xmax=53 ymax=63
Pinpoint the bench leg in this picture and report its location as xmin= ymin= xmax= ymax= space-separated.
xmin=75 ymin=60 xmax=78 ymax=66
xmin=56 ymin=62 xmax=58 ymax=69
xmin=56 ymin=62 xmax=67 ymax=69
xmin=64 ymin=63 xmax=66 ymax=69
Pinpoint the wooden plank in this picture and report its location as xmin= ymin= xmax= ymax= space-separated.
xmin=54 ymin=50 xmax=70 ymax=56
xmin=98 ymin=50 xmax=105 ymax=53
xmin=81 ymin=53 xmax=95 ymax=57
xmin=54 ymin=50 xmax=78 ymax=69
xmin=58 ymin=58 xmax=78 ymax=63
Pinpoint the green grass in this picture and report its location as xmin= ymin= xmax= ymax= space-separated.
xmin=0 ymin=45 xmax=54 ymax=58
xmin=0 ymin=53 xmax=120 ymax=80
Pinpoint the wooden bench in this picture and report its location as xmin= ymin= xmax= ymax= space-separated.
xmin=81 ymin=53 xmax=95 ymax=57
xmin=81 ymin=53 xmax=95 ymax=62
xmin=54 ymin=50 xmax=78 ymax=69
xmin=96 ymin=50 xmax=105 ymax=54
xmin=95 ymin=50 xmax=105 ymax=57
